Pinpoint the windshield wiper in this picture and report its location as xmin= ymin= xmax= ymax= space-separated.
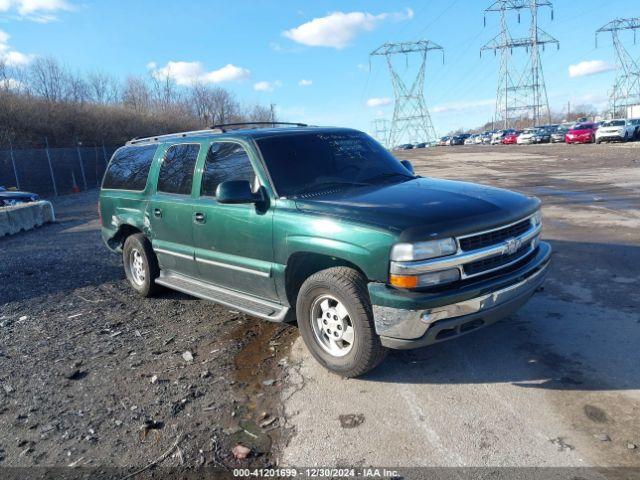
xmin=294 ymin=180 xmax=370 ymax=196
xmin=362 ymin=172 xmax=415 ymax=184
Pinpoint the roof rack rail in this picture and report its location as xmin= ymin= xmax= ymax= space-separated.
xmin=126 ymin=128 xmax=223 ymax=145
xmin=208 ymin=121 xmax=308 ymax=132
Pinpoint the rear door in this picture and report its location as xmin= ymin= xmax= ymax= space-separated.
xmin=147 ymin=143 xmax=202 ymax=277
xmin=191 ymin=140 xmax=278 ymax=300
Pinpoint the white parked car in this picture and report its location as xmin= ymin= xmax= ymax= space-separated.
xmin=595 ymin=119 xmax=635 ymax=143
xmin=517 ymin=129 xmax=536 ymax=144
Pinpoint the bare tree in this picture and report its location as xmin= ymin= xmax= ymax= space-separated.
xmin=87 ymin=70 xmax=120 ymax=104
xmin=122 ymin=76 xmax=151 ymax=112
xmin=28 ymin=57 xmax=68 ymax=102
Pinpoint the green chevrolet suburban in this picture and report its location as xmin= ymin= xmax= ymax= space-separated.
xmin=99 ymin=123 xmax=550 ymax=377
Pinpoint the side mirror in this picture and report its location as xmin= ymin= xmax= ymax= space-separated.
xmin=216 ymin=180 xmax=258 ymax=204
xmin=400 ymin=159 xmax=414 ymax=175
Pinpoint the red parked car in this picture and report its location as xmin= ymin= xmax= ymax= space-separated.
xmin=502 ymin=131 xmax=521 ymax=144
xmin=566 ymin=122 xmax=597 ymax=144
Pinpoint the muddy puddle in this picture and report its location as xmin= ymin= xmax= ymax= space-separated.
xmin=222 ymin=316 xmax=298 ymax=459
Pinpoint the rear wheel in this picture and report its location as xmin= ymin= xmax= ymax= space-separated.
xmin=296 ymin=267 xmax=387 ymax=378
xmin=123 ymin=234 xmax=160 ymax=297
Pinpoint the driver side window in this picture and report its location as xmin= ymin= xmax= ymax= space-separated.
xmin=200 ymin=142 xmax=256 ymax=197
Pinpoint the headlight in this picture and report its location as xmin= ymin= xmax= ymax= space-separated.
xmin=531 ymin=210 xmax=542 ymax=228
xmin=390 ymin=268 xmax=461 ymax=289
xmin=390 ymin=238 xmax=457 ymax=262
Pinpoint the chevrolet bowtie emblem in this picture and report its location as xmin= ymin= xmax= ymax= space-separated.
xmin=503 ymin=238 xmax=521 ymax=255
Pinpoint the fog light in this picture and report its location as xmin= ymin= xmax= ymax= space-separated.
xmin=390 ymin=268 xmax=460 ymax=289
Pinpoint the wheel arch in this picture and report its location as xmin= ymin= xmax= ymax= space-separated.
xmin=284 ymin=252 xmax=366 ymax=308
xmin=107 ymin=223 xmax=144 ymax=251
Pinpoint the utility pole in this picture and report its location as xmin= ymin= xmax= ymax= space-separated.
xmin=370 ymin=40 xmax=444 ymax=147
xmin=371 ymin=118 xmax=391 ymax=148
xmin=482 ymin=0 xmax=559 ymax=128
xmin=596 ymin=18 xmax=640 ymax=118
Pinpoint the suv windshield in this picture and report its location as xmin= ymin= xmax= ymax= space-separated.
xmin=256 ymin=131 xmax=412 ymax=197
xmin=603 ymin=120 xmax=625 ymax=127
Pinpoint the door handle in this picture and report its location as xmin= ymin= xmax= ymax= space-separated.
xmin=194 ymin=212 xmax=206 ymax=224
xmin=153 ymin=208 xmax=162 ymax=218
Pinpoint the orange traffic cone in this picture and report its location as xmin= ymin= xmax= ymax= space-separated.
xmin=71 ymin=171 xmax=80 ymax=193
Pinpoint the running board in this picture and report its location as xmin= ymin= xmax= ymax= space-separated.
xmin=155 ymin=272 xmax=289 ymax=322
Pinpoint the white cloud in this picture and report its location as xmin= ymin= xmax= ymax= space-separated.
xmin=0 ymin=0 xmax=74 ymax=22
xmin=253 ymin=80 xmax=282 ymax=92
xmin=298 ymin=79 xmax=312 ymax=86
xmin=0 ymin=77 xmax=22 ymax=90
xmin=150 ymin=61 xmax=251 ymax=86
xmin=568 ymin=60 xmax=616 ymax=78
xmin=283 ymin=8 xmax=413 ymax=49
xmin=0 ymin=28 xmax=34 ymax=66
xmin=366 ymin=97 xmax=392 ymax=108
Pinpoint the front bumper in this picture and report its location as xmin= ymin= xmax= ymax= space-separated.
xmin=369 ymin=242 xmax=551 ymax=349
xmin=597 ymin=134 xmax=624 ymax=142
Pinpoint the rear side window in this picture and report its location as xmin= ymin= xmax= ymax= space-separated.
xmin=102 ymin=145 xmax=157 ymax=190
xmin=157 ymin=144 xmax=200 ymax=195
xmin=200 ymin=142 xmax=255 ymax=197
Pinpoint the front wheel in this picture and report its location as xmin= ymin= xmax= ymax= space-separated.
xmin=296 ymin=267 xmax=387 ymax=378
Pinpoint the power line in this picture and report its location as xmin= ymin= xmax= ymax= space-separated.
xmin=370 ymin=40 xmax=444 ymax=146
xmin=481 ymin=0 xmax=559 ymax=128
xmin=596 ymin=17 xmax=640 ymax=117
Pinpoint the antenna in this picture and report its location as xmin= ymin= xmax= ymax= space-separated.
xmin=370 ymin=40 xmax=444 ymax=147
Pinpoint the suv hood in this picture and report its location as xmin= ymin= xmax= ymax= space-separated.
xmin=294 ymin=177 xmax=539 ymax=242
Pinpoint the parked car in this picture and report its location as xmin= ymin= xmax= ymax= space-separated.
xmin=437 ymin=136 xmax=450 ymax=146
xmin=517 ymin=129 xmax=536 ymax=144
xmin=449 ymin=134 xmax=470 ymax=146
xmin=99 ymin=124 xmax=550 ymax=377
xmin=566 ymin=122 xmax=597 ymax=144
xmin=531 ymin=126 xmax=554 ymax=144
xmin=502 ymin=131 xmax=521 ymax=144
xmin=551 ymin=123 xmax=572 ymax=143
xmin=395 ymin=143 xmax=414 ymax=150
xmin=595 ymin=119 xmax=635 ymax=143
xmin=628 ymin=118 xmax=640 ymax=140
xmin=414 ymin=142 xmax=428 ymax=149
xmin=0 ymin=188 xmax=40 ymax=207
xmin=464 ymin=134 xmax=477 ymax=145
xmin=480 ymin=131 xmax=494 ymax=144
xmin=474 ymin=133 xmax=486 ymax=144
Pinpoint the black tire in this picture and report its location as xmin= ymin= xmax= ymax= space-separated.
xmin=596 ymin=139 xmax=601 ymax=144
xmin=296 ymin=267 xmax=387 ymax=378
xmin=123 ymin=233 xmax=160 ymax=297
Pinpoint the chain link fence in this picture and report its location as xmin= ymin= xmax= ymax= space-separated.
xmin=0 ymin=143 xmax=118 ymax=196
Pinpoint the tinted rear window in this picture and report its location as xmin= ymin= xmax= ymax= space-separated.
xmin=157 ymin=143 xmax=200 ymax=195
xmin=102 ymin=145 xmax=157 ymax=190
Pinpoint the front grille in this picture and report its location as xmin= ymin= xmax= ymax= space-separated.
xmin=463 ymin=243 xmax=530 ymax=276
xmin=459 ymin=218 xmax=531 ymax=251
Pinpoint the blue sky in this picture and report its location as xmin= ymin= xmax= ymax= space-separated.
xmin=1 ymin=0 xmax=638 ymax=136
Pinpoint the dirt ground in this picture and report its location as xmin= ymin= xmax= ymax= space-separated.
xmin=0 ymin=192 xmax=297 ymax=474
xmin=1 ymin=142 xmax=639 ymax=476
xmin=281 ymin=143 xmax=640 ymax=470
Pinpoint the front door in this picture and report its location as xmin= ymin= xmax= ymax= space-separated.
xmin=191 ymin=141 xmax=278 ymax=301
xmin=147 ymin=143 xmax=201 ymax=277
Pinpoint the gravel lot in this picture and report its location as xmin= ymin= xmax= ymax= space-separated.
xmin=0 ymin=192 xmax=296 ymax=472
xmin=1 ymin=142 xmax=639 ymax=474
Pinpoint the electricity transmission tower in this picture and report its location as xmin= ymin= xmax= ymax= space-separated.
xmin=596 ymin=18 xmax=640 ymax=118
xmin=370 ymin=40 xmax=443 ymax=147
xmin=481 ymin=0 xmax=559 ymax=128
xmin=371 ymin=118 xmax=391 ymax=147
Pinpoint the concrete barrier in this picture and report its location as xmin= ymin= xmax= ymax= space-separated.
xmin=0 ymin=201 xmax=56 ymax=237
